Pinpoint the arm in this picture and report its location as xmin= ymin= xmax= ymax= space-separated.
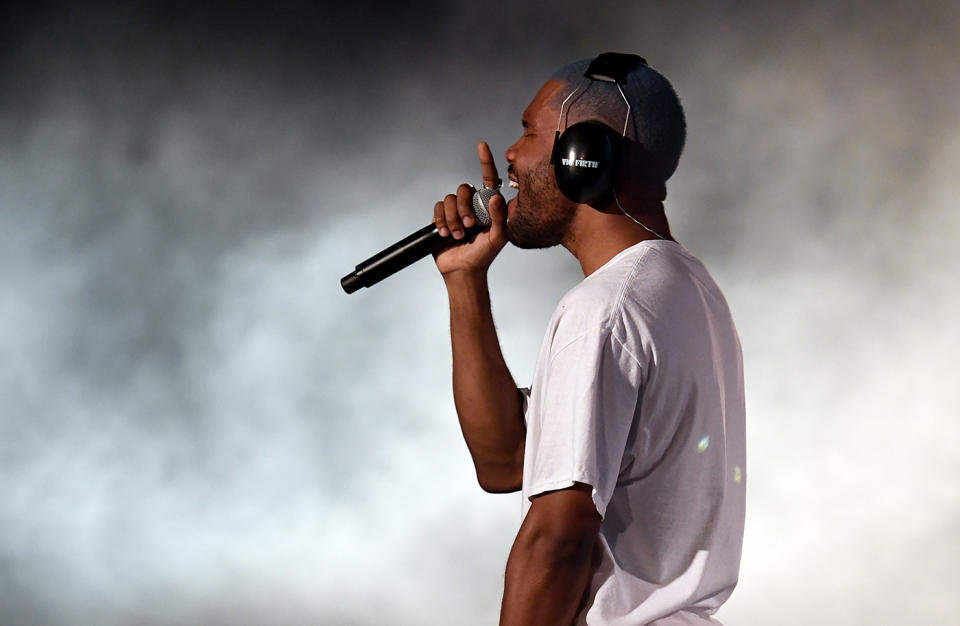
xmin=445 ymin=271 xmax=525 ymax=492
xmin=433 ymin=142 xmax=525 ymax=493
xmin=500 ymin=483 xmax=603 ymax=625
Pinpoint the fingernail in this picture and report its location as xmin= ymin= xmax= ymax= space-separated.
xmin=439 ymin=227 xmax=449 ymax=236
xmin=453 ymin=230 xmax=463 ymax=239
xmin=463 ymin=215 xmax=474 ymax=227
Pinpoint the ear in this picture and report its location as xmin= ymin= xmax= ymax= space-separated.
xmin=583 ymin=135 xmax=629 ymax=213
xmin=553 ymin=121 xmax=619 ymax=205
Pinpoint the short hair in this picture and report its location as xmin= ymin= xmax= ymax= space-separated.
xmin=548 ymin=57 xmax=686 ymax=182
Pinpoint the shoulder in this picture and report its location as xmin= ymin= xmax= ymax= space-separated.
xmin=614 ymin=241 xmax=738 ymax=361
xmin=545 ymin=245 xmax=654 ymax=355
xmin=545 ymin=241 xmax=723 ymax=351
xmin=618 ymin=240 xmax=731 ymax=320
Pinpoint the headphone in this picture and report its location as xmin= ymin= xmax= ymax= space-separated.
xmin=549 ymin=52 xmax=648 ymax=205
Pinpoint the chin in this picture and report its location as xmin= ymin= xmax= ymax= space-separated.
xmin=506 ymin=213 xmax=569 ymax=250
xmin=505 ymin=175 xmax=575 ymax=249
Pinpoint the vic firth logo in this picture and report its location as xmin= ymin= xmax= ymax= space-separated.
xmin=561 ymin=157 xmax=600 ymax=168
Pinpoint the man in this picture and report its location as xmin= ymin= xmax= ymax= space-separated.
xmin=432 ymin=53 xmax=745 ymax=625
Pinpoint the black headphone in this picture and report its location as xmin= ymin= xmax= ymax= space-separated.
xmin=549 ymin=52 xmax=648 ymax=205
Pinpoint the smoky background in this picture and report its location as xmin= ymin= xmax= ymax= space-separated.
xmin=1 ymin=1 xmax=957 ymax=624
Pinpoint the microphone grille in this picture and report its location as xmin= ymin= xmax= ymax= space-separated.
xmin=471 ymin=187 xmax=498 ymax=227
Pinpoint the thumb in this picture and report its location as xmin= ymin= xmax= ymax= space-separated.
xmin=487 ymin=192 xmax=508 ymax=242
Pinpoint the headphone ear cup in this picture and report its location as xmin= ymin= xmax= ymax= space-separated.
xmin=552 ymin=121 xmax=619 ymax=204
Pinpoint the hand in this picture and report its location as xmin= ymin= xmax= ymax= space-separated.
xmin=432 ymin=142 xmax=509 ymax=278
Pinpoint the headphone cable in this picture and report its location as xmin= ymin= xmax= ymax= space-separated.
xmin=613 ymin=189 xmax=666 ymax=240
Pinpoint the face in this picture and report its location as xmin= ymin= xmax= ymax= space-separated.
xmin=504 ymin=80 xmax=577 ymax=249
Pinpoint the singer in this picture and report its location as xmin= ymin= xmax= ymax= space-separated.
xmin=431 ymin=54 xmax=745 ymax=625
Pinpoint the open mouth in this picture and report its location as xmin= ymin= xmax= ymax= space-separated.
xmin=508 ymin=180 xmax=519 ymax=189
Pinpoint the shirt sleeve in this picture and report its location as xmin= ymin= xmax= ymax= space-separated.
xmin=526 ymin=326 xmax=644 ymax=519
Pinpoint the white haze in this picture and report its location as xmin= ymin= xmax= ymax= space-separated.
xmin=0 ymin=1 xmax=957 ymax=624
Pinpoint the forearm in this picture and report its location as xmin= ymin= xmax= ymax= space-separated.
xmin=445 ymin=270 xmax=525 ymax=491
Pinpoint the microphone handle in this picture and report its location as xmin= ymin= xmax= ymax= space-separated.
xmin=340 ymin=223 xmax=474 ymax=294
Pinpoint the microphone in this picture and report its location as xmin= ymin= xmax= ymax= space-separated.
xmin=340 ymin=187 xmax=501 ymax=294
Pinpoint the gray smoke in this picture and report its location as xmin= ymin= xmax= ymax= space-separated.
xmin=1 ymin=1 xmax=957 ymax=624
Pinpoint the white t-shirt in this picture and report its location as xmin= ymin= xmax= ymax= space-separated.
xmin=520 ymin=240 xmax=746 ymax=626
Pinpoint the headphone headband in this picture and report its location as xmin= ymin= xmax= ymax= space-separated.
xmin=584 ymin=52 xmax=647 ymax=84
xmin=550 ymin=53 xmax=647 ymax=204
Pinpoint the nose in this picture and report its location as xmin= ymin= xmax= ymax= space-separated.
xmin=505 ymin=142 xmax=517 ymax=164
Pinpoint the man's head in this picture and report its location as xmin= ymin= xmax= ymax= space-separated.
xmin=504 ymin=55 xmax=685 ymax=249
xmin=547 ymin=57 xmax=687 ymax=184
xmin=504 ymin=80 xmax=576 ymax=249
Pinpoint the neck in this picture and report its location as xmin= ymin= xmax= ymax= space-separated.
xmin=562 ymin=202 xmax=674 ymax=277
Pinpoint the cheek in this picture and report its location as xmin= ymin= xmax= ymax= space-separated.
xmin=527 ymin=162 xmax=556 ymax=197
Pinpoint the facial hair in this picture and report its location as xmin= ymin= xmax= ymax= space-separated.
xmin=507 ymin=157 xmax=575 ymax=250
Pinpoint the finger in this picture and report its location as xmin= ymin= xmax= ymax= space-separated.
xmin=443 ymin=194 xmax=464 ymax=239
xmin=477 ymin=142 xmax=501 ymax=189
xmin=434 ymin=201 xmax=449 ymax=237
xmin=456 ymin=183 xmax=476 ymax=228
